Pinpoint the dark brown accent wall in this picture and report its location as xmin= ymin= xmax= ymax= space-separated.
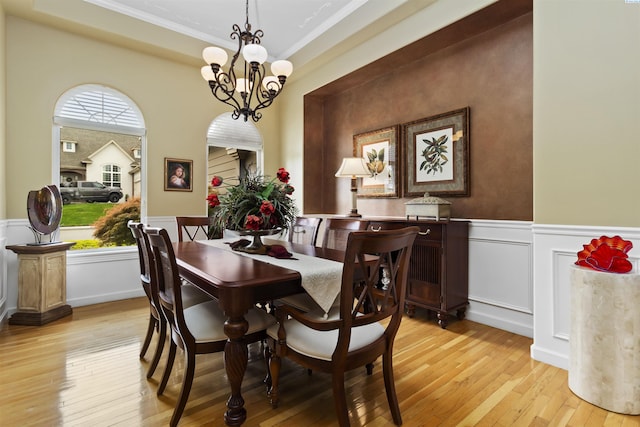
xmin=304 ymin=1 xmax=533 ymax=221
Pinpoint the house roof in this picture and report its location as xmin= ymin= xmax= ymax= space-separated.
xmin=60 ymin=127 xmax=141 ymax=171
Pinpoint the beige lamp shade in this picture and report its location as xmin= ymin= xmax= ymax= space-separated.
xmin=335 ymin=157 xmax=370 ymax=178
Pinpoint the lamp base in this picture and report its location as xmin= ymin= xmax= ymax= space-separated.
xmin=348 ymin=210 xmax=362 ymax=218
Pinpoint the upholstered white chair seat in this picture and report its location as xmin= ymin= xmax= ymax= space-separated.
xmin=267 ymin=307 xmax=384 ymax=361
xmin=182 ymin=284 xmax=214 ymax=308
xmin=185 ymin=301 xmax=275 ymax=343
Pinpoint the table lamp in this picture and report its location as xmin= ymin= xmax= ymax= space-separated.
xmin=335 ymin=157 xmax=371 ymax=217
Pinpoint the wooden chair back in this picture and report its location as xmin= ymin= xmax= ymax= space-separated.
xmin=176 ymin=216 xmax=211 ymax=242
xmin=145 ymin=227 xmax=194 ymax=342
xmin=338 ymin=227 xmax=418 ymax=338
xmin=269 ymin=226 xmax=419 ymax=426
xmin=128 ymin=220 xmax=166 ymax=377
xmin=287 ymin=217 xmax=322 ymax=246
xmin=321 ymin=218 xmax=369 ymax=250
xmin=145 ymin=225 xmax=273 ymax=426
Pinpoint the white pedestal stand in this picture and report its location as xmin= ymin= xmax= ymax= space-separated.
xmin=569 ymin=265 xmax=640 ymax=414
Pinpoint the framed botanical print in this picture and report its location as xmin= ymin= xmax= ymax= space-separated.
xmin=164 ymin=158 xmax=193 ymax=192
xmin=353 ymin=125 xmax=400 ymax=198
xmin=403 ymin=107 xmax=470 ymax=196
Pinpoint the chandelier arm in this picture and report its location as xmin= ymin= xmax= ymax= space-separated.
xmin=210 ymin=85 xmax=243 ymax=115
xmin=209 ymin=72 xmax=243 ymax=114
xmin=252 ymin=78 xmax=288 ymax=114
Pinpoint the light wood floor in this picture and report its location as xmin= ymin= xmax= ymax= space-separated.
xmin=0 ymin=298 xmax=638 ymax=427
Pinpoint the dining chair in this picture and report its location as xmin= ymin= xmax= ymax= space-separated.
xmin=144 ymin=226 xmax=276 ymax=427
xmin=176 ymin=216 xmax=212 ymax=242
xmin=277 ymin=217 xmax=371 ymax=315
xmin=287 ymin=216 xmax=322 ymax=246
xmin=128 ymin=221 xmax=213 ymax=379
xmin=321 ymin=217 xmax=370 ymax=250
xmin=266 ymin=226 xmax=419 ymax=426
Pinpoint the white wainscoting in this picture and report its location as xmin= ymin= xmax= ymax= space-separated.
xmin=531 ymin=224 xmax=640 ymax=370
xmin=0 ymin=220 xmax=8 ymax=323
xmin=466 ymin=220 xmax=533 ymax=338
xmin=5 ymin=215 xmax=637 ymax=374
xmin=0 ymin=216 xmax=188 ymax=322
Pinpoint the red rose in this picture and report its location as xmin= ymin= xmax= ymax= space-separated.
xmin=284 ymin=184 xmax=294 ymax=195
xmin=276 ymin=168 xmax=290 ymax=183
xmin=244 ymin=215 xmax=263 ymax=230
xmin=260 ymin=200 xmax=275 ymax=215
xmin=211 ymin=176 xmax=223 ymax=187
xmin=206 ymin=193 xmax=220 ymax=208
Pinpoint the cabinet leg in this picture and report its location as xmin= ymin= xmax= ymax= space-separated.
xmin=405 ymin=303 xmax=416 ymax=318
xmin=437 ymin=312 xmax=448 ymax=329
xmin=456 ymin=307 xmax=467 ymax=320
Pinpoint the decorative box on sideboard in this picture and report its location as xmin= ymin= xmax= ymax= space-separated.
xmin=367 ymin=218 xmax=469 ymax=328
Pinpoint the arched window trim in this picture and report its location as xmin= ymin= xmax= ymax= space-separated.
xmin=54 ymin=84 xmax=144 ymax=129
xmin=207 ymin=112 xmax=263 ymax=151
xmin=206 ymin=112 xmax=264 ymax=176
xmin=52 ymin=84 xmax=147 ymax=237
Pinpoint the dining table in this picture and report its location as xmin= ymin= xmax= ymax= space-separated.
xmin=172 ymin=238 xmax=346 ymax=426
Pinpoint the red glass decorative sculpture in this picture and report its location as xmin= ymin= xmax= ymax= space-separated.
xmin=576 ymin=235 xmax=633 ymax=273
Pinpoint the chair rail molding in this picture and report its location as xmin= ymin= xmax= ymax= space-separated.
xmin=531 ymin=223 xmax=640 ymax=370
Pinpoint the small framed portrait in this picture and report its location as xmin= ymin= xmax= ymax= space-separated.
xmin=353 ymin=125 xmax=400 ymax=198
xmin=164 ymin=158 xmax=193 ymax=192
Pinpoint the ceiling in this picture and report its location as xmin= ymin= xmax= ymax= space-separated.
xmin=83 ymin=0 xmax=368 ymax=61
xmin=0 ymin=0 xmax=442 ymax=69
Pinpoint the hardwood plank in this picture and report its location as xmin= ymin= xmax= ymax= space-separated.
xmin=1 ymin=298 xmax=639 ymax=426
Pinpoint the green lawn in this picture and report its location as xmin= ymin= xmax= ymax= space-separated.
xmin=61 ymin=202 xmax=114 ymax=226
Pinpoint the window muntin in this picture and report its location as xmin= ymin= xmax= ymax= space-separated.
xmin=102 ymin=164 xmax=121 ymax=188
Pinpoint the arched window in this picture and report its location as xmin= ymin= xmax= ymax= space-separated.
xmin=207 ymin=112 xmax=263 ymax=186
xmin=53 ymin=84 xmax=146 ymax=248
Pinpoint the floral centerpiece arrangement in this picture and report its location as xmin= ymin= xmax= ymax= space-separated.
xmin=207 ymin=168 xmax=297 ymax=236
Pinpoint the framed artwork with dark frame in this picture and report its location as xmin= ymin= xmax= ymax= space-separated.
xmin=353 ymin=125 xmax=400 ymax=198
xmin=403 ymin=107 xmax=470 ymax=197
xmin=164 ymin=158 xmax=193 ymax=192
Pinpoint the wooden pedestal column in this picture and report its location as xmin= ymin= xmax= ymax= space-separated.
xmin=6 ymin=242 xmax=75 ymax=326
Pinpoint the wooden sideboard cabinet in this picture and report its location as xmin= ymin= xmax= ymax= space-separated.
xmin=367 ymin=219 xmax=469 ymax=328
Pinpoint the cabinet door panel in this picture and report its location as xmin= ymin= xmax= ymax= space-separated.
xmin=408 ymin=239 xmax=441 ymax=307
xmin=407 ymin=279 xmax=439 ymax=307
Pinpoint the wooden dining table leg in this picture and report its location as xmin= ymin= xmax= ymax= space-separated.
xmin=223 ymin=313 xmax=249 ymax=426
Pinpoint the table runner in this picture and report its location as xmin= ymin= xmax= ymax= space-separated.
xmin=199 ymin=238 xmax=343 ymax=314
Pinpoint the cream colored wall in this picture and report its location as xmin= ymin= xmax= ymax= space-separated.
xmin=533 ymin=0 xmax=640 ymax=227
xmin=0 ymin=4 xmax=6 ymax=220
xmin=5 ymin=16 xmax=279 ymax=219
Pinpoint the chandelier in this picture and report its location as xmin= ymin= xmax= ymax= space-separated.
xmin=200 ymin=0 xmax=293 ymax=122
